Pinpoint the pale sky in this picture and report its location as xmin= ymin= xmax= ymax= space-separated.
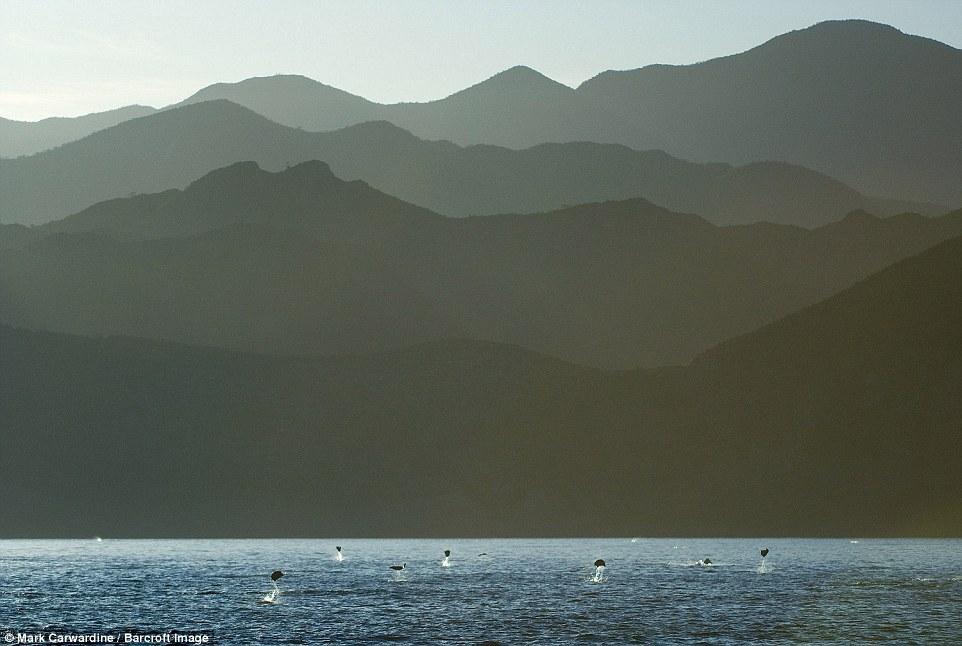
xmin=2 ymin=0 xmax=960 ymax=121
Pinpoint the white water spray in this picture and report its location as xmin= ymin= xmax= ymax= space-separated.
xmin=261 ymin=570 xmax=284 ymax=604
xmin=390 ymin=563 xmax=406 ymax=581
xmin=262 ymin=581 xmax=279 ymax=603
xmin=591 ymin=559 xmax=607 ymax=583
xmin=756 ymin=548 xmax=772 ymax=574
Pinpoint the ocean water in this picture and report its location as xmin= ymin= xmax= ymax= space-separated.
xmin=1 ymin=538 xmax=960 ymax=644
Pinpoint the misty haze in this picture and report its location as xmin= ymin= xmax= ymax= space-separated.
xmin=1 ymin=2 xmax=960 ymax=644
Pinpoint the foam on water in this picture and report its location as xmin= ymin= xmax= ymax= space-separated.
xmin=670 ymin=559 xmax=723 ymax=567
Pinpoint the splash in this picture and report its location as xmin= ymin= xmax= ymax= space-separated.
xmin=335 ymin=545 xmax=344 ymax=562
xmin=756 ymin=548 xmax=772 ymax=573
xmin=590 ymin=559 xmax=607 ymax=583
xmin=591 ymin=565 xmax=607 ymax=583
xmin=442 ymin=549 xmax=452 ymax=567
xmin=260 ymin=570 xmax=284 ymax=604
xmin=261 ymin=581 xmax=279 ymax=604
xmin=390 ymin=563 xmax=407 ymax=581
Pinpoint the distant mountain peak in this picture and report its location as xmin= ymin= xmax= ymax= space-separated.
xmin=490 ymin=64 xmax=568 ymax=85
xmin=250 ymin=73 xmax=318 ymax=83
xmin=179 ymin=74 xmax=377 ymax=114
xmin=583 ymin=19 xmax=944 ymax=85
xmin=801 ymin=18 xmax=905 ymax=36
xmin=784 ymin=18 xmax=905 ymax=44
xmin=194 ymin=73 xmax=309 ymax=89
xmin=453 ymin=65 xmax=573 ymax=98
xmin=755 ymin=17 xmax=956 ymax=54
xmin=496 ymin=64 xmax=554 ymax=79
xmin=206 ymin=73 xmax=347 ymax=92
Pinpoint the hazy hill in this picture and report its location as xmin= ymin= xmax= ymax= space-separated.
xmin=576 ymin=20 xmax=962 ymax=205
xmin=0 ymin=105 xmax=157 ymax=158
xmin=2 ymin=236 xmax=959 ymax=536
xmin=176 ymin=74 xmax=383 ymax=131
xmin=163 ymin=21 xmax=962 ymax=205
xmin=2 ymin=161 xmax=960 ymax=368
xmin=0 ymin=100 xmax=931 ymax=227
xmin=38 ymin=159 xmax=443 ymax=241
xmin=382 ymin=65 xmax=585 ymax=148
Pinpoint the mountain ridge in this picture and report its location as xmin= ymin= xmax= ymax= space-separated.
xmin=2 ymin=234 xmax=959 ymax=536
xmin=0 ymin=99 xmax=937 ymax=228
xmin=4 ymin=20 xmax=958 ymax=204
xmin=3 ymin=161 xmax=960 ymax=369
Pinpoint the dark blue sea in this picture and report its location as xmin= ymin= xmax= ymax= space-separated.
xmin=1 ymin=539 xmax=959 ymax=644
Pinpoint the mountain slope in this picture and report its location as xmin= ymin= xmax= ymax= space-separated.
xmin=576 ymin=20 xmax=962 ymax=204
xmin=616 ymin=233 xmax=962 ymax=536
xmin=2 ymin=162 xmax=960 ymax=368
xmin=2 ymin=236 xmax=959 ymax=536
xmin=0 ymin=100 xmax=932 ymax=227
xmin=0 ymin=105 xmax=157 ymax=158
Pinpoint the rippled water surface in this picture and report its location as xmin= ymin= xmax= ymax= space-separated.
xmin=1 ymin=539 xmax=960 ymax=644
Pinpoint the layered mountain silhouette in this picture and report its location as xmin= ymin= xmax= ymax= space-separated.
xmin=209 ymin=21 xmax=959 ymax=205
xmin=2 ymin=235 xmax=958 ymax=536
xmin=2 ymin=17 xmax=956 ymax=538
xmin=4 ymin=21 xmax=958 ymax=204
xmin=2 ymin=161 xmax=960 ymax=368
xmin=0 ymin=100 xmax=932 ymax=228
